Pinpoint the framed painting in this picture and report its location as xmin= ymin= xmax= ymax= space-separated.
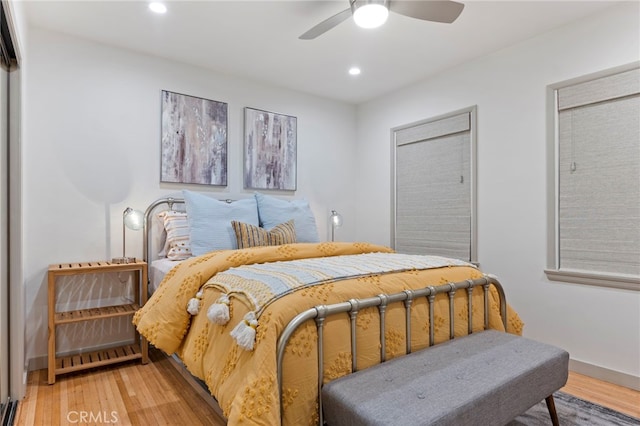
xmin=160 ymin=90 xmax=228 ymax=186
xmin=243 ymin=107 xmax=297 ymax=190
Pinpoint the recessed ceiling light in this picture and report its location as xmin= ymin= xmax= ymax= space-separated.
xmin=349 ymin=67 xmax=361 ymax=76
xmin=149 ymin=2 xmax=167 ymax=14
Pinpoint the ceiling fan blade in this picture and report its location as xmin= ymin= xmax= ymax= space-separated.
xmin=389 ymin=0 xmax=464 ymax=24
xmin=299 ymin=8 xmax=352 ymax=40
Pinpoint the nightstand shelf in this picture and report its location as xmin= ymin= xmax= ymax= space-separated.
xmin=54 ymin=303 xmax=141 ymax=324
xmin=48 ymin=260 xmax=148 ymax=384
xmin=55 ymin=343 xmax=143 ymax=375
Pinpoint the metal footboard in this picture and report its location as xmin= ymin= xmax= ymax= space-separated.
xmin=275 ymin=274 xmax=507 ymax=425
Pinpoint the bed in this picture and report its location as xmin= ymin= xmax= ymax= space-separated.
xmin=134 ymin=191 xmax=524 ymax=425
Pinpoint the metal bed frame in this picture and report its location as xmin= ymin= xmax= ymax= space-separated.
xmin=276 ymin=275 xmax=507 ymax=426
xmin=142 ymin=196 xmax=508 ymax=426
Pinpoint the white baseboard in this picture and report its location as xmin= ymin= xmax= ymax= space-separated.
xmin=569 ymin=358 xmax=640 ymax=391
xmin=28 ymin=356 xmax=47 ymax=372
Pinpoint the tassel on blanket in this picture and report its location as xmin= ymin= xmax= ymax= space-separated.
xmin=207 ymin=294 xmax=231 ymax=324
xmin=186 ymin=291 xmax=203 ymax=315
xmin=230 ymin=311 xmax=258 ymax=351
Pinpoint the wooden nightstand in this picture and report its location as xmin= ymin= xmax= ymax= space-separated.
xmin=47 ymin=260 xmax=148 ymax=384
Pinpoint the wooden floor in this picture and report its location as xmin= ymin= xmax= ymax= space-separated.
xmin=15 ymin=349 xmax=226 ymax=426
xmin=561 ymin=371 xmax=640 ymax=419
xmin=15 ymin=348 xmax=640 ymax=425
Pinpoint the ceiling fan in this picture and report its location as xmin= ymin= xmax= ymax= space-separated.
xmin=299 ymin=0 xmax=465 ymax=40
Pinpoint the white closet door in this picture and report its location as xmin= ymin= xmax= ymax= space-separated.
xmin=393 ymin=109 xmax=475 ymax=261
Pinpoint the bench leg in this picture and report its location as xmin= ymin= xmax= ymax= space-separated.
xmin=545 ymin=395 xmax=560 ymax=426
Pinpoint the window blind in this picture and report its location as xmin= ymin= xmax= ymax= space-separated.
xmin=557 ymin=68 xmax=640 ymax=277
xmin=394 ymin=111 xmax=472 ymax=260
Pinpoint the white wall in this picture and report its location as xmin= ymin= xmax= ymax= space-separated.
xmin=355 ymin=3 xmax=640 ymax=385
xmin=24 ymin=28 xmax=357 ymax=364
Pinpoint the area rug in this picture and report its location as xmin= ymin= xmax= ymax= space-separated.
xmin=509 ymin=391 xmax=639 ymax=426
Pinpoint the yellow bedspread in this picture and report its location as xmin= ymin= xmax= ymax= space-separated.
xmin=134 ymin=242 xmax=523 ymax=426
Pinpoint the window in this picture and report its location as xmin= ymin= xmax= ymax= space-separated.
xmin=391 ymin=107 xmax=476 ymax=262
xmin=546 ymin=65 xmax=640 ymax=290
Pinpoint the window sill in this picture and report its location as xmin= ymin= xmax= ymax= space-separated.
xmin=544 ymin=269 xmax=640 ymax=291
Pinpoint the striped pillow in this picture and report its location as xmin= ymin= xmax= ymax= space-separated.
xmin=231 ymin=220 xmax=296 ymax=249
xmin=158 ymin=211 xmax=192 ymax=260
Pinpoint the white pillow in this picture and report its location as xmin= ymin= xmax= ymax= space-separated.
xmin=183 ymin=190 xmax=259 ymax=255
xmin=254 ymin=192 xmax=319 ymax=243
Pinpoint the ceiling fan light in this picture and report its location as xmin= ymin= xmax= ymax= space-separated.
xmin=148 ymin=2 xmax=167 ymax=14
xmin=353 ymin=3 xmax=389 ymax=29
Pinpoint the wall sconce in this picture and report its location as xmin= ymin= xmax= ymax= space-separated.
xmin=112 ymin=207 xmax=144 ymax=264
xmin=330 ymin=210 xmax=343 ymax=242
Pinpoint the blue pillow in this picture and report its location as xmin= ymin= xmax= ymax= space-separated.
xmin=183 ymin=190 xmax=259 ymax=255
xmin=254 ymin=192 xmax=319 ymax=243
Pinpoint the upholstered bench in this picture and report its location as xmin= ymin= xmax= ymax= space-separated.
xmin=322 ymin=330 xmax=569 ymax=426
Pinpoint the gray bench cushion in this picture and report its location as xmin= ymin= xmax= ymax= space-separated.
xmin=322 ymin=330 xmax=569 ymax=426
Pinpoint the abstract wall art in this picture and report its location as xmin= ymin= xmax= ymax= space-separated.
xmin=161 ymin=90 xmax=228 ymax=186
xmin=243 ymin=107 xmax=297 ymax=190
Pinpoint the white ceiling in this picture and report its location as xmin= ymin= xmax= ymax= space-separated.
xmin=23 ymin=0 xmax=622 ymax=104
